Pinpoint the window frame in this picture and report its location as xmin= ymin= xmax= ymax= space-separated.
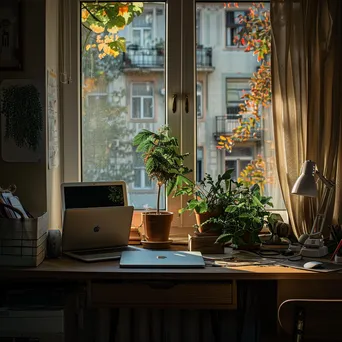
xmin=62 ymin=0 xmax=283 ymax=233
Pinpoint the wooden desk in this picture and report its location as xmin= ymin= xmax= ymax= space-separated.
xmin=1 ymin=255 xmax=342 ymax=342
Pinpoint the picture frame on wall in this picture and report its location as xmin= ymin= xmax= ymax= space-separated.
xmin=0 ymin=0 xmax=22 ymax=70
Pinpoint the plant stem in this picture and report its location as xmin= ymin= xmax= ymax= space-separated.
xmin=157 ymin=182 xmax=162 ymax=214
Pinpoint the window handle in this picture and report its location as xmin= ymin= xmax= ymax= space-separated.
xmin=172 ymin=94 xmax=177 ymax=113
xmin=185 ymin=94 xmax=189 ymax=113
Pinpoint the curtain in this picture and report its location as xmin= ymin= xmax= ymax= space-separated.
xmin=271 ymin=0 xmax=342 ymax=238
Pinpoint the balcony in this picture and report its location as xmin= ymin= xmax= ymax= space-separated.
xmin=122 ymin=46 xmax=214 ymax=71
xmin=214 ymin=115 xmax=261 ymax=140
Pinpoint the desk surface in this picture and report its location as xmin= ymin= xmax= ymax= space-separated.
xmin=1 ymin=255 xmax=342 ymax=281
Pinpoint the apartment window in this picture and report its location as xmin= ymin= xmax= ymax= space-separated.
xmin=132 ymin=10 xmax=153 ymax=47
xmin=196 ymin=82 xmax=203 ymax=118
xmin=131 ymin=83 xmax=154 ymax=119
xmin=226 ymin=11 xmax=247 ymax=47
xmin=225 ymin=147 xmax=253 ymax=180
xmin=226 ymin=79 xmax=249 ymax=118
xmin=133 ymin=149 xmax=153 ymax=189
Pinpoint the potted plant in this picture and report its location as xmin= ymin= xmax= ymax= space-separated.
xmin=133 ymin=126 xmax=192 ymax=242
xmin=208 ymin=183 xmax=273 ymax=248
xmin=176 ymin=169 xmax=235 ymax=234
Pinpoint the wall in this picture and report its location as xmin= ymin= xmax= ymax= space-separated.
xmin=0 ymin=0 xmax=47 ymax=215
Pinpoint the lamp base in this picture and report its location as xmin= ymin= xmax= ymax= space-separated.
xmin=301 ymin=245 xmax=328 ymax=258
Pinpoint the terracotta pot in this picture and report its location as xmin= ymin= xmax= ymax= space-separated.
xmin=142 ymin=211 xmax=173 ymax=242
xmin=195 ymin=210 xmax=221 ymax=234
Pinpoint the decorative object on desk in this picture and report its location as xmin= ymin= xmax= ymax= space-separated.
xmin=0 ymin=80 xmax=43 ymax=162
xmin=260 ymin=212 xmax=290 ymax=250
xmin=206 ymin=183 xmax=272 ymax=249
xmin=291 ymin=160 xmax=335 ymax=257
xmin=46 ymin=229 xmax=62 ymax=258
xmin=133 ymin=125 xmax=192 ymax=242
xmin=176 ymin=169 xmax=235 ymax=234
xmin=0 ymin=1 xmax=22 ymax=70
xmin=188 ymin=234 xmax=224 ymax=254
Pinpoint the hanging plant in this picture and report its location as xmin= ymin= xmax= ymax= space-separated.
xmin=1 ymin=84 xmax=43 ymax=151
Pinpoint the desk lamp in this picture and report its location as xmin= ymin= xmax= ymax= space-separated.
xmin=291 ymin=160 xmax=335 ymax=257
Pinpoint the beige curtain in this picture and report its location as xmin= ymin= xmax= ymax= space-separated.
xmin=271 ymin=0 xmax=342 ymax=238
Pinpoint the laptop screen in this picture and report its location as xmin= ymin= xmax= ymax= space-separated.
xmin=63 ymin=183 xmax=126 ymax=209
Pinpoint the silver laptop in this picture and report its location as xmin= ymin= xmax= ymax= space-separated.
xmin=62 ymin=206 xmax=136 ymax=262
xmin=120 ymin=250 xmax=205 ymax=268
xmin=61 ymin=181 xmax=136 ymax=262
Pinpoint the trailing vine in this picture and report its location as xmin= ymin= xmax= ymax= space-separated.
xmin=1 ymin=84 xmax=43 ymax=151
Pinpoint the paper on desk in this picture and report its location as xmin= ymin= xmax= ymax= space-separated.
xmin=208 ymin=258 xmax=276 ymax=267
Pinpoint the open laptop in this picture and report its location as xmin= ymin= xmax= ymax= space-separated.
xmin=120 ymin=250 xmax=205 ymax=268
xmin=61 ymin=182 xmax=137 ymax=262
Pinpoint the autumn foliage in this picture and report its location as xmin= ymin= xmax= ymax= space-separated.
xmin=82 ymin=2 xmax=143 ymax=59
xmin=217 ymin=3 xmax=271 ymax=152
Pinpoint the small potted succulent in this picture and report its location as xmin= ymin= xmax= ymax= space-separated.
xmin=209 ymin=183 xmax=273 ymax=248
xmin=133 ymin=126 xmax=192 ymax=242
xmin=176 ymin=169 xmax=235 ymax=234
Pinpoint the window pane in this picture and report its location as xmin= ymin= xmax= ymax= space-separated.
xmin=132 ymin=98 xmax=141 ymax=118
xmin=81 ymin=2 xmax=166 ymax=210
xmin=132 ymin=83 xmax=153 ymax=96
xmin=132 ymin=30 xmax=141 ymax=46
xmin=196 ymin=2 xmax=284 ymax=209
xmin=134 ymin=169 xmax=142 ymax=188
xmin=143 ymin=98 xmax=153 ymax=118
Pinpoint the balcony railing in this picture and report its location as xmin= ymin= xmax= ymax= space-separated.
xmin=122 ymin=46 xmax=213 ymax=69
xmin=214 ymin=115 xmax=261 ymax=140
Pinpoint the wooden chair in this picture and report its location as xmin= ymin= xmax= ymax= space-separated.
xmin=278 ymin=299 xmax=342 ymax=341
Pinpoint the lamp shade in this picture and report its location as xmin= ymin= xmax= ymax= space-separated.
xmin=291 ymin=160 xmax=318 ymax=197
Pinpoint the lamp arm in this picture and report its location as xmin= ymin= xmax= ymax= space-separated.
xmin=315 ymin=170 xmax=335 ymax=188
xmin=309 ymin=182 xmax=335 ymax=237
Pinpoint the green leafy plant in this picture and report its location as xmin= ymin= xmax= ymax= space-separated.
xmin=133 ymin=126 xmax=192 ymax=214
xmin=176 ymin=169 xmax=235 ymax=215
xmin=209 ymin=183 xmax=273 ymax=247
xmin=1 ymin=84 xmax=43 ymax=151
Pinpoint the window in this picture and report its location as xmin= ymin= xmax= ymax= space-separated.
xmin=70 ymin=1 xmax=282 ymax=229
xmin=226 ymin=78 xmax=249 ymax=117
xmin=131 ymin=83 xmax=154 ymax=119
xmin=132 ymin=10 xmax=153 ymax=48
xmin=196 ymin=82 xmax=203 ymax=118
xmin=225 ymin=146 xmax=253 ymax=180
xmin=225 ymin=10 xmax=247 ymax=47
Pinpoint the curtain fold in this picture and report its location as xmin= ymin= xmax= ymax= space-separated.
xmin=271 ymin=0 xmax=342 ymax=238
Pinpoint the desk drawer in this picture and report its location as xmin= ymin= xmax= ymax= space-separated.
xmin=91 ymin=281 xmax=236 ymax=309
